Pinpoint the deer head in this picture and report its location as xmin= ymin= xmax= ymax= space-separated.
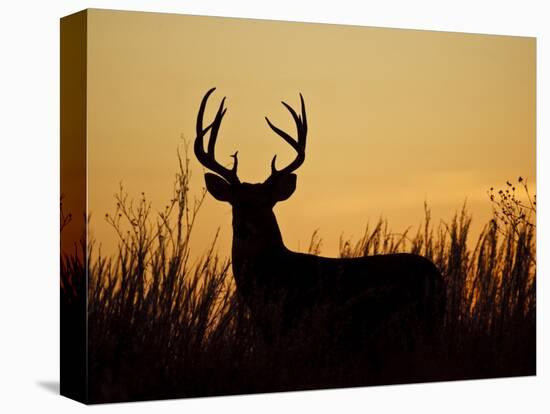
xmin=194 ymin=88 xmax=307 ymax=243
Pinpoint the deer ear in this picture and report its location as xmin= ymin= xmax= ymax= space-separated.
xmin=270 ymin=174 xmax=297 ymax=202
xmin=204 ymin=173 xmax=232 ymax=202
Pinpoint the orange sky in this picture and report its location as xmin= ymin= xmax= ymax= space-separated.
xmin=85 ymin=9 xmax=535 ymax=259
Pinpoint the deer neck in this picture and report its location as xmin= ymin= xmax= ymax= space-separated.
xmin=231 ymin=209 xmax=287 ymax=273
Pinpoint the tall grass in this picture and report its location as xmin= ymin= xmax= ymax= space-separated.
xmin=61 ymin=152 xmax=536 ymax=403
xmin=338 ymin=199 xmax=535 ymax=381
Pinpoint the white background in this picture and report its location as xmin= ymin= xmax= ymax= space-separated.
xmin=0 ymin=0 xmax=547 ymax=412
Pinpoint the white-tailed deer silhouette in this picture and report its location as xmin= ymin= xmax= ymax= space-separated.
xmin=194 ymin=87 xmax=445 ymax=346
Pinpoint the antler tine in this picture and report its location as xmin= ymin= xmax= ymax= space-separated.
xmin=196 ymin=87 xmax=216 ymax=136
xmin=265 ymin=116 xmax=297 ymax=150
xmin=207 ymin=96 xmax=227 ymax=155
xmin=266 ymin=93 xmax=308 ymax=177
xmin=194 ymin=88 xmax=240 ymax=184
xmin=299 ymin=93 xmax=307 ymax=137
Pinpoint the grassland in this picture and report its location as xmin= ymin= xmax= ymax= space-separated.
xmin=61 ymin=151 xmax=536 ymax=403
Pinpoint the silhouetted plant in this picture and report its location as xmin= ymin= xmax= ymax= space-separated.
xmin=488 ymin=177 xmax=536 ymax=230
xmin=335 ymin=187 xmax=535 ymax=379
xmin=61 ymin=153 xmax=536 ymax=401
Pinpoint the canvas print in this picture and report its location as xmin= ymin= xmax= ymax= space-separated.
xmin=60 ymin=9 xmax=536 ymax=404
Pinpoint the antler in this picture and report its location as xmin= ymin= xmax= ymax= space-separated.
xmin=265 ymin=93 xmax=308 ymax=177
xmin=194 ymin=87 xmax=240 ymax=184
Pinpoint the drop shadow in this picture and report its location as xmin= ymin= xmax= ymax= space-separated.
xmin=36 ymin=380 xmax=60 ymax=395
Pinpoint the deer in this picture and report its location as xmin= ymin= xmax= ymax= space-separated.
xmin=194 ymin=87 xmax=446 ymax=350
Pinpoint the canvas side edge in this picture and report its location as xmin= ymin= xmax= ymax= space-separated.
xmin=60 ymin=9 xmax=89 ymax=405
